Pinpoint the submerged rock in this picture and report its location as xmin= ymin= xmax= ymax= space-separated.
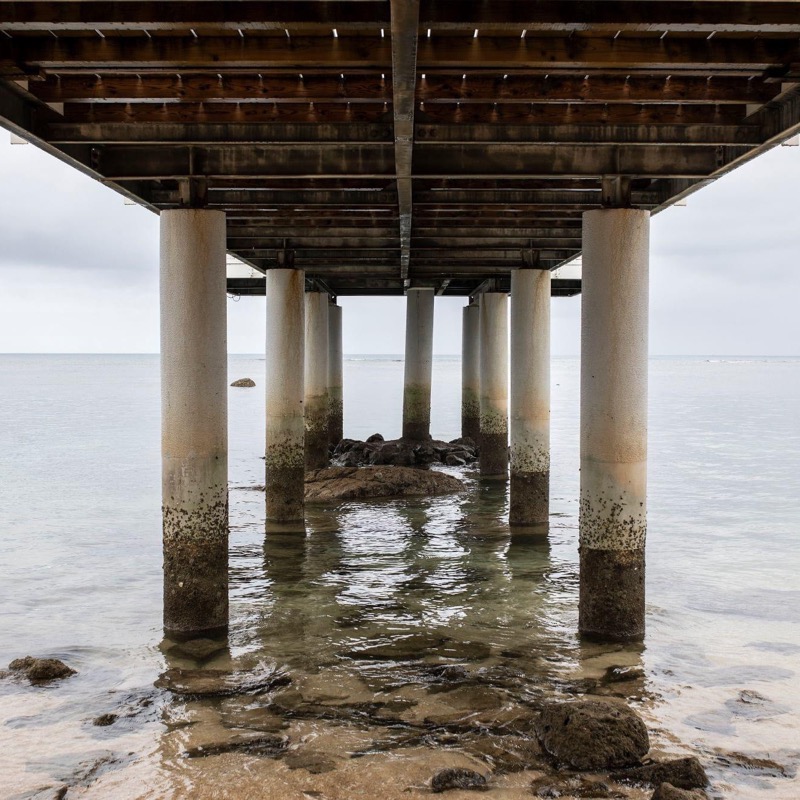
xmin=431 ymin=767 xmax=488 ymax=793
xmin=602 ymin=665 xmax=646 ymax=684
xmin=614 ymin=757 xmax=708 ymax=789
xmin=651 ymin=784 xmax=708 ymax=800
xmin=535 ymin=700 xmax=649 ymax=770
xmin=9 ymin=656 xmax=76 ymax=684
xmin=92 ymin=713 xmax=118 ymax=727
xmin=184 ymin=733 xmax=288 ymax=759
xmin=530 ymin=775 xmax=619 ymax=798
xmin=230 ymin=378 xmax=256 ymax=387
xmin=284 ymin=748 xmax=337 ymax=773
xmin=155 ymin=665 xmax=290 ymax=698
xmin=305 ymin=466 xmax=463 ymax=502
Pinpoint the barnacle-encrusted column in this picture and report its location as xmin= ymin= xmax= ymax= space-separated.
xmin=266 ymin=268 xmax=306 ymax=522
xmin=160 ymin=209 xmax=228 ymax=639
xmin=479 ymin=292 xmax=509 ymax=478
xmin=510 ymin=268 xmax=551 ymax=526
xmin=328 ymin=301 xmax=343 ymax=446
xmin=461 ymin=300 xmax=481 ymax=442
xmin=402 ymin=287 xmax=435 ymax=440
xmin=580 ymin=208 xmax=650 ymax=642
xmin=304 ymin=291 xmax=330 ymax=469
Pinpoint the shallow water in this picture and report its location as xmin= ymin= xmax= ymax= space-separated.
xmin=1 ymin=354 xmax=799 ymax=798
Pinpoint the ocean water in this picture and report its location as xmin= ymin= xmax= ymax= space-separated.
xmin=1 ymin=354 xmax=799 ymax=799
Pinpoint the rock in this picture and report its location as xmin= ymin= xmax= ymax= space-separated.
xmin=347 ymin=633 xmax=448 ymax=661
xmin=366 ymin=432 xmax=384 ymax=443
xmin=184 ymin=733 xmax=288 ymax=759
xmin=445 ymin=454 xmax=466 ymax=466
xmin=535 ymin=700 xmax=649 ymax=770
xmin=92 ymin=713 xmax=118 ymax=727
xmin=284 ymin=749 xmax=337 ymax=773
xmin=651 ymin=784 xmax=708 ymax=800
xmin=230 ymin=378 xmax=256 ymax=387
xmin=602 ymin=665 xmax=646 ymax=684
xmin=155 ymin=665 xmax=290 ymax=697
xmin=614 ymin=757 xmax=708 ymax=789
xmin=9 ymin=656 xmax=76 ymax=684
xmin=449 ymin=436 xmax=477 ymax=449
xmin=531 ymin=775 xmax=619 ymax=798
xmin=431 ymin=767 xmax=488 ymax=793
xmin=305 ymin=466 xmax=463 ymax=502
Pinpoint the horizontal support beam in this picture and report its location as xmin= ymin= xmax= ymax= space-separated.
xmin=63 ymin=142 xmax=742 ymax=181
xmin=4 ymin=2 xmax=800 ymax=34
xmin=44 ymin=119 xmax=762 ymax=147
xmin=3 ymin=34 xmax=797 ymax=72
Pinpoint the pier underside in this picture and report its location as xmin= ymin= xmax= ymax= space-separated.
xmin=1 ymin=1 xmax=799 ymax=296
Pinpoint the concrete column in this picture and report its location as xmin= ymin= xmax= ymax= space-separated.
xmin=304 ymin=291 xmax=330 ymax=469
xmin=160 ymin=209 xmax=228 ymax=639
xmin=328 ymin=302 xmax=343 ymax=445
xmin=510 ymin=269 xmax=551 ymax=526
xmin=479 ymin=292 xmax=509 ymax=477
xmin=402 ymin=287 xmax=435 ymax=440
xmin=461 ymin=301 xmax=481 ymax=442
xmin=265 ymin=269 xmax=306 ymax=522
xmin=580 ymin=208 xmax=650 ymax=642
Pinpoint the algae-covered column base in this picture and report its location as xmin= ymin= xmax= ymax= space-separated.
xmin=579 ymin=208 xmax=650 ymax=642
xmin=402 ymin=287 xmax=435 ymax=441
xmin=510 ymin=269 xmax=551 ymax=526
xmin=479 ymin=292 xmax=509 ymax=478
xmin=266 ymin=269 xmax=306 ymax=523
xmin=461 ymin=301 xmax=481 ymax=442
xmin=328 ymin=302 xmax=343 ymax=446
xmin=160 ymin=208 xmax=228 ymax=640
xmin=305 ymin=291 xmax=330 ymax=469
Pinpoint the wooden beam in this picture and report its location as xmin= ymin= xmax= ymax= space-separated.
xmin=418 ymin=74 xmax=779 ymax=105
xmin=32 ymin=73 xmax=392 ymax=103
xmin=390 ymin=0 xmax=419 ymax=284
xmin=0 ymin=2 xmax=390 ymax=31
xmin=4 ymin=34 xmax=797 ymax=72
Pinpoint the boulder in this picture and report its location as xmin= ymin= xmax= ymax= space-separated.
xmin=535 ymin=700 xmax=649 ymax=770
xmin=651 ymin=784 xmax=708 ymax=800
xmin=9 ymin=656 xmax=76 ymax=684
xmin=431 ymin=768 xmax=488 ymax=793
xmin=305 ymin=466 xmax=463 ymax=502
xmin=230 ymin=378 xmax=256 ymax=387
xmin=366 ymin=432 xmax=385 ymax=443
xmin=613 ymin=757 xmax=708 ymax=790
xmin=331 ymin=435 xmax=477 ymax=469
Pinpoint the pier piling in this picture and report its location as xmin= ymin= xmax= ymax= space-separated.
xmin=304 ymin=291 xmax=330 ymax=469
xmin=328 ymin=302 xmax=343 ymax=446
xmin=265 ymin=269 xmax=306 ymax=523
xmin=510 ymin=269 xmax=551 ymax=526
xmin=461 ymin=301 xmax=481 ymax=443
xmin=479 ymin=292 xmax=509 ymax=478
xmin=160 ymin=209 xmax=229 ymax=639
xmin=579 ymin=208 xmax=650 ymax=642
xmin=402 ymin=288 xmax=435 ymax=441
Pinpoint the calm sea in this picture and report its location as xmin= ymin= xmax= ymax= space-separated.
xmin=1 ymin=354 xmax=799 ymax=798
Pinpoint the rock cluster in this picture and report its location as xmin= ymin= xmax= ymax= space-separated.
xmin=333 ymin=434 xmax=478 ymax=469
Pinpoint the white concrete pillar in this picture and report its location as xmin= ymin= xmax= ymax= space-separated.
xmin=160 ymin=208 xmax=228 ymax=639
xmin=461 ymin=301 xmax=481 ymax=443
xmin=266 ymin=269 xmax=306 ymax=522
xmin=580 ymin=208 xmax=650 ymax=642
xmin=304 ymin=291 xmax=330 ymax=469
xmin=328 ymin=302 xmax=343 ymax=445
xmin=510 ymin=269 xmax=551 ymax=526
xmin=479 ymin=292 xmax=509 ymax=477
xmin=402 ymin=287 xmax=435 ymax=440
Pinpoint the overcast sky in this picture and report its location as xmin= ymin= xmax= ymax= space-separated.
xmin=0 ymin=131 xmax=798 ymax=355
